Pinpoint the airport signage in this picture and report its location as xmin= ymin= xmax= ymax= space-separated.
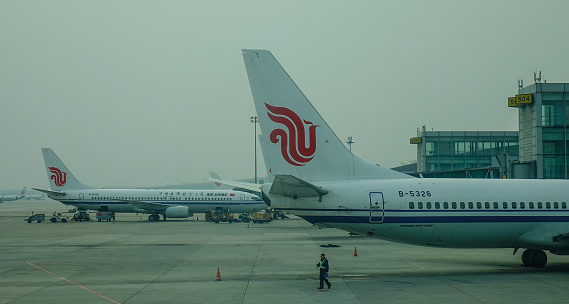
xmin=508 ymin=94 xmax=533 ymax=107
xmin=410 ymin=137 xmax=422 ymax=144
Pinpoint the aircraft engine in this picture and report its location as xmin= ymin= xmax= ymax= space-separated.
xmin=164 ymin=206 xmax=191 ymax=218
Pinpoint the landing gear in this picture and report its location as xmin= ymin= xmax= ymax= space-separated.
xmin=148 ymin=214 xmax=161 ymax=221
xmin=521 ymin=249 xmax=547 ymax=268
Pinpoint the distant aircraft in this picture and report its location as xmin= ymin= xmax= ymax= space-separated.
xmin=32 ymin=148 xmax=266 ymax=221
xmin=0 ymin=186 xmax=26 ymax=203
xmin=228 ymin=49 xmax=569 ymax=268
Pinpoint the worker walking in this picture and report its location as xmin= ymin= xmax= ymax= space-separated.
xmin=316 ymin=253 xmax=331 ymax=289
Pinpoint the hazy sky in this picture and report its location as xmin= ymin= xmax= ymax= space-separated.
xmin=2 ymin=1 xmax=568 ymax=189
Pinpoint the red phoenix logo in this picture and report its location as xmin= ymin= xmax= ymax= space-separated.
xmin=49 ymin=167 xmax=67 ymax=187
xmin=266 ymin=103 xmax=318 ymax=166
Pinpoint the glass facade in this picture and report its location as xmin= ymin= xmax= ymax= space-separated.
xmin=541 ymin=93 xmax=568 ymax=178
xmin=421 ymin=131 xmax=519 ymax=173
xmin=517 ymin=83 xmax=569 ymax=179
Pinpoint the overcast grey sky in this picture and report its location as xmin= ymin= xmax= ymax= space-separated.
xmin=2 ymin=1 xmax=568 ymax=189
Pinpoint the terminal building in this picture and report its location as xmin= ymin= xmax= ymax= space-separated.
xmin=409 ymin=129 xmax=519 ymax=178
xmin=405 ymin=81 xmax=569 ymax=179
xmin=514 ymin=82 xmax=569 ymax=179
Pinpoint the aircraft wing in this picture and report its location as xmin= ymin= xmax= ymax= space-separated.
xmin=31 ymin=188 xmax=66 ymax=196
xmin=269 ymin=175 xmax=329 ymax=199
xmin=205 ymin=178 xmax=262 ymax=193
xmin=116 ymin=199 xmax=170 ymax=212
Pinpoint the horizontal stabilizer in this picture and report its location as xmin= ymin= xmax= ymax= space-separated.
xmin=31 ymin=187 xmax=66 ymax=196
xmin=269 ymin=175 xmax=328 ymax=199
xmin=205 ymin=178 xmax=262 ymax=193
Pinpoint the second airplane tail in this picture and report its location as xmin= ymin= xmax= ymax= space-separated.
xmin=41 ymin=148 xmax=95 ymax=191
xmin=242 ymin=49 xmax=412 ymax=182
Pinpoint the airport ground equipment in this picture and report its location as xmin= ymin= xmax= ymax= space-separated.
xmin=96 ymin=212 xmax=114 ymax=222
xmin=73 ymin=211 xmax=90 ymax=221
xmin=205 ymin=208 xmax=237 ymax=223
xmin=251 ymin=211 xmax=272 ymax=223
xmin=271 ymin=210 xmax=287 ymax=220
xmin=238 ymin=213 xmax=251 ymax=223
xmin=26 ymin=214 xmax=45 ymax=223
xmin=50 ymin=213 xmax=69 ymax=223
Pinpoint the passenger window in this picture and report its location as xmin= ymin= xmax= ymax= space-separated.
xmin=476 ymin=202 xmax=482 ymax=209
xmin=512 ymin=202 xmax=517 ymax=209
xmin=529 ymin=202 xmax=534 ymax=209
xmin=485 ymin=202 xmax=490 ymax=209
xmin=435 ymin=202 xmax=440 ymax=209
xmin=460 ymin=202 xmax=465 ymax=209
xmin=468 ymin=202 xmax=473 ymax=209
xmin=493 ymin=202 xmax=498 ymax=209
xmin=520 ymin=202 xmax=525 ymax=209
xmin=452 ymin=202 xmax=457 ymax=209
xmin=443 ymin=202 xmax=449 ymax=209
xmin=426 ymin=202 xmax=432 ymax=209
xmin=418 ymin=202 xmax=423 ymax=209
xmin=554 ymin=202 xmax=559 ymax=209
xmin=546 ymin=202 xmax=551 ymax=209
xmin=409 ymin=202 xmax=414 ymax=209
xmin=503 ymin=202 xmax=508 ymax=209
xmin=563 ymin=202 xmax=567 ymax=209
xmin=538 ymin=202 xmax=543 ymax=209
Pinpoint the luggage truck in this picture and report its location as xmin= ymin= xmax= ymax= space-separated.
xmin=205 ymin=207 xmax=238 ymax=223
xmin=251 ymin=211 xmax=272 ymax=223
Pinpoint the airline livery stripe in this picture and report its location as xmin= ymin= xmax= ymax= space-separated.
xmin=298 ymin=215 xmax=569 ymax=224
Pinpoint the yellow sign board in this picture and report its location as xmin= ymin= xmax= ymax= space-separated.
xmin=508 ymin=94 xmax=533 ymax=107
xmin=410 ymin=137 xmax=422 ymax=144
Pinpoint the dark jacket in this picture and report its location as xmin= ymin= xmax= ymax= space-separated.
xmin=317 ymin=258 xmax=329 ymax=272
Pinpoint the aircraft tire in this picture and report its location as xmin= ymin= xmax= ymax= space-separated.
xmin=529 ymin=250 xmax=547 ymax=268
xmin=522 ymin=249 xmax=533 ymax=267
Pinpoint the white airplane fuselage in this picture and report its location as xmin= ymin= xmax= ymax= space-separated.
xmin=48 ymin=189 xmax=266 ymax=214
xmin=266 ymin=178 xmax=569 ymax=251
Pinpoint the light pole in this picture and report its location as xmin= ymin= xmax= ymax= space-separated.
xmin=346 ymin=136 xmax=354 ymax=153
xmin=251 ymin=116 xmax=259 ymax=183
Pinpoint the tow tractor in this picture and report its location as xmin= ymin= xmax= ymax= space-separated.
xmin=50 ymin=213 xmax=69 ymax=223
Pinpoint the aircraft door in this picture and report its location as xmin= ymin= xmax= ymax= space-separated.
xmin=240 ymin=194 xmax=245 ymax=205
xmin=79 ymin=193 xmax=84 ymax=203
xmin=369 ymin=192 xmax=384 ymax=224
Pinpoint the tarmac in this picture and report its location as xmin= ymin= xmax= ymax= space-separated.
xmin=3 ymin=199 xmax=569 ymax=304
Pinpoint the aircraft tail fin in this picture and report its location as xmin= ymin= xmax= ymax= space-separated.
xmin=241 ymin=49 xmax=412 ymax=182
xmin=20 ymin=186 xmax=27 ymax=198
xmin=41 ymin=148 xmax=95 ymax=190
xmin=209 ymin=172 xmax=232 ymax=190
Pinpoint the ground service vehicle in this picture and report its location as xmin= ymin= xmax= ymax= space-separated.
xmin=251 ymin=211 xmax=272 ymax=223
xmin=73 ymin=211 xmax=90 ymax=221
xmin=96 ymin=212 xmax=114 ymax=222
xmin=26 ymin=214 xmax=45 ymax=223
xmin=50 ymin=213 xmax=69 ymax=223
xmin=206 ymin=208 xmax=237 ymax=223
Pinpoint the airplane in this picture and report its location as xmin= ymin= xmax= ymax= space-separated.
xmin=0 ymin=186 xmax=26 ymax=203
xmin=32 ymin=148 xmax=267 ymax=221
xmin=226 ymin=49 xmax=569 ymax=268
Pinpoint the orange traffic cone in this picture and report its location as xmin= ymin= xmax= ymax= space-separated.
xmin=215 ymin=268 xmax=222 ymax=281
xmin=247 ymin=223 xmax=250 ymax=228
xmin=354 ymin=246 xmax=358 ymax=256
